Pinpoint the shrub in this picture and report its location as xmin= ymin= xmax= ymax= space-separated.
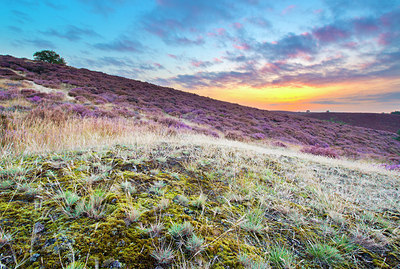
xmin=301 ymin=146 xmax=339 ymax=158
xmin=395 ymin=130 xmax=400 ymax=141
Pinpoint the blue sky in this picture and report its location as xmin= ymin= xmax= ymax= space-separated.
xmin=1 ymin=0 xmax=399 ymax=112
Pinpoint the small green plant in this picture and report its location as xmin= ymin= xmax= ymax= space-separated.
xmin=154 ymin=198 xmax=170 ymax=211
xmin=174 ymin=194 xmax=189 ymax=206
xmin=120 ymin=181 xmax=136 ymax=195
xmin=66 ymin=261 xmax=86 ymax=269
xmin=151 ymin=245 xmax=175 ymax=265
xmin=0 ymin=230 xmax=12 ymax=245
xmin=185 ymin=234 xmax=204 ymax=254
xmin=0 ymin=179 xmax=13 ymax=190
xmin=240 ymin=209 xmax=266 ymax=234
xmin=332 ymin=235 xmax=357 ymax=253
xmin=124 ymin=207 xmax=144 ymax=223
xmin=238 ymin=253 xmax=269 ymax=269
xmin=168 ymin=223 xmax=185 ymax=239
xmin=307 ymin=243 xmax=344 ymax=266
xmin=82 ymin=189 xmax=108 ymax=219
xmin=145 ymin=222 xmax=164 ymax=238
xmin=192 ymin=193 xmax=207 ymax=209
xmin=181 ymin=221 xmax=194 ymax=237
xmin=269 ymin=246 xmax=294 ymax=268
xmin=149 ymin=181 xmax=166 ymax=195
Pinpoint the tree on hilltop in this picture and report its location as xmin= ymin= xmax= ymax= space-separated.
xmin=33 ymin=50 xmax=66 ymax=65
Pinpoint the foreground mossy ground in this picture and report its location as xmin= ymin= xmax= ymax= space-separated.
xmin=0 ymin=143 xmax=399 ymax=268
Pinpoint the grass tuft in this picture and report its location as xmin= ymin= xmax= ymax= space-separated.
xmin=306 ymin=243 xmax=344 ymax=266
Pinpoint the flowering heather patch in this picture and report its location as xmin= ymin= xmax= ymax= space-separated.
xmin=382 ymin=164 xmax=400 ymax=171
xmin=1 ymin=55 xmax=399 ymax=161
xmin=301 ymin=146 xmax=339 ymax=158
xmin=299 ymin=112 xmax=400 ymax=133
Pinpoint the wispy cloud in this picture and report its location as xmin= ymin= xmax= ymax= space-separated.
xmin=94 ymin=36 xmax=145 ymax=52
xmin=41 ymin=25 xmax=100 ymax=42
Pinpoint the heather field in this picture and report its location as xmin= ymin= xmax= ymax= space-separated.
xmin=0 ymin=57 xmax=400 ymax=268
xmin=1 ymin=55 xmax=400 ymax=163
xmin=297 ymin=112 xmax=400 ymax=134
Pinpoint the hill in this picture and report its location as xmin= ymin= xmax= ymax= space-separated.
xmin=0 ymin=55 xmax=399 ymax=268
xmin=1 ymin=55 xmax=399 ymax=162
xmin=297 ymin=112 xmax=400 ymax=133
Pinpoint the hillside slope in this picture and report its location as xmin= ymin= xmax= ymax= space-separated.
xmin=297 ymin=112 xmax=400 ymax=133
xmin=1 ymin=134 xmax=399 ymax=268
xmin=1 ymin=55 xmax=400 ymax=162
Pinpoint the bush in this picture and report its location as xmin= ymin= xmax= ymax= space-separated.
xmin=33 ymin=50 xmax=66 ymax=65
xmin=301 ymin=146 xmax=339 ymax=158
xmin=395 ymin=130 xmax=400 ymax=141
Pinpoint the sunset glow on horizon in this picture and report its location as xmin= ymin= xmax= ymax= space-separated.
xmin=1 ymin=0 xmax=399 ymax=112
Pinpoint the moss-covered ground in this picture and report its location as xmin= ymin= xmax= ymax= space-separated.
xmin=0 ymin=142 xmax=399 ymax=268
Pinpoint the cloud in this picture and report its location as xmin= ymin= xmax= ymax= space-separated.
xmin=94 ymin=36 xmax=145 ymax=52
xmin=282 ymin=5 xmax=296 ymax=15
xmin=78 ymin=0 xmax=126 ymax=16
xmin=258 ymin=32 xmax=317 ymax=60
xmin=21 ymin=38 xmax=56 ymax=49
xmin=41 ymin=26 xmax=100 ymax=42
xmin=246 ymin=17 xmax=271 ymax=28
xmin=11 ymin=10 xmax=32 ymax=23
xmin=191 ymin=60 xmax=213 ymax=68
xmin=313 ymin=25 xmax=350 ymax=43
xmin=311 ymin=91 xmax=400 ymax=105
xmin=142 ymin=0 xmax=264 ymax=46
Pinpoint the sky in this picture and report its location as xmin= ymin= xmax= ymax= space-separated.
xmin=1 ymin=0 xmax=399 ymax=112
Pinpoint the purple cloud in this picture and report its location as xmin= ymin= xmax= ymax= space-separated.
xmin=313 ymin=25 xmax=350 ymax=43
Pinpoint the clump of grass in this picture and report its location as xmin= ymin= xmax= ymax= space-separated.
xmin=168 ymin=221 xmax=194 ymax=239
xmin=168 ymin=223 xmax=185 ymax=239
xmin=18 ymin=182 xmax=42 ymax=197
xmin=120 ymin=181 xmax=136 ymax=195
xmin=238 ymin=253 xmax=269 ymax=269
xmin=146 ymin=222 xmax=164 ymax=238
xmin=181 ymin=221 xmax=194 ymax=237
xmin=0 ymin=179 xmax=13 ymax=190
xmin=0 ymin=230 xmax=12 ymax=245
xmin=307 ymin=243 xmax=344 ymax=266
xmin=149 ymin=181 xmax=166 ymax=195
xmin=185 ymin=234 xmax=204 ymax=254
xmin=191 ymin=193 xmax=207 ymax=209
xmin=154 ymin=198 xmax=170 ymax=211
xmin=269 ymin=246 xmax=294 ymax=268
xmin=332 ymin=235 xmax=357 ymax=253
xmin=57 ymin=190 xmax=83 ymax=218
xmin=151 ymin=245 xmax=175 ymax=265
xmin=174 ymin=194 xmax=189 ymax=206
xmin=81 ymin=189 xmax=108 ymax=219
xmin=66 ymin=261 xmax=86 ymax=269
xmin=240 ymin=209 xmax=266 ymax=234
xmin=124 ymin=207 xmax=144 ymax=223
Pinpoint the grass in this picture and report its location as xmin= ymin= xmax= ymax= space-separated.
xmin=269 ymin=246 xmax=295 ymax=268
xmin=306 ymin=243 xmax=344 ymax=266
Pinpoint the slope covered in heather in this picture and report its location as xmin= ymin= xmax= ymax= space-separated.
xmin=1 ymin=55 xmax=400 ymax=162
xmin=297 ymin=112 xmax=400 ymax=133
